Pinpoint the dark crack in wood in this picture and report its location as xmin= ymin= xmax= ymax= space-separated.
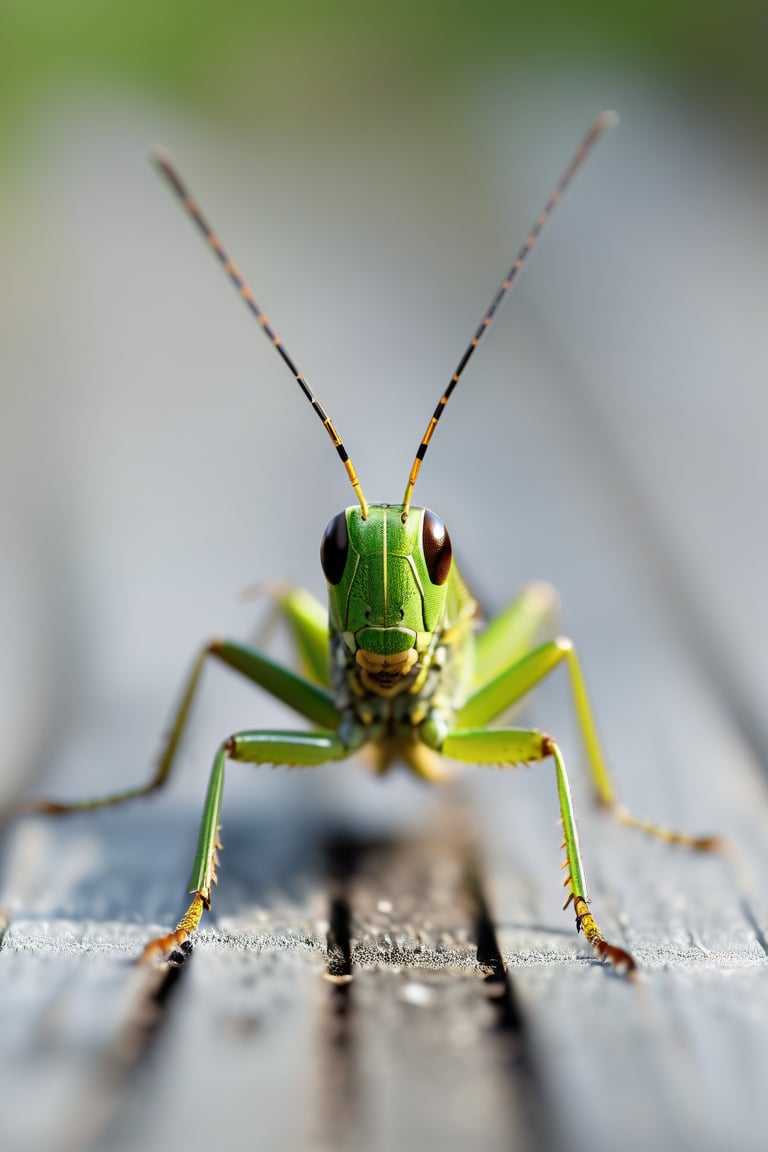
xmin=463 ymin=841 xmax=558 ymax=1152
xmin=313 ymin=835 xmax=364 ymax=1152
xmin=325 ymin=835 xmax=358 ymax=990
xmin=464 ymin=852 xmax=525 ymax=1031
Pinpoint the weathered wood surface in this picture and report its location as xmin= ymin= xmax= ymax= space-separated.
xmin=2 ymin=92 xmax=768 ymax=1152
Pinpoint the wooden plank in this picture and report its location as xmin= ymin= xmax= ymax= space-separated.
xmin=0 ymin=799 xmax=327 ymax=1152
xmin=308 ymin=822 xmax=535 ymax=1152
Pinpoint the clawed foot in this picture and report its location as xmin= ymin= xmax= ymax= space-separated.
xmin=139 ymin=931 xmax=194 ymax=965
xmin=139 ymin=892 xmax=206 ymax=964
xmin=574 ymin=895 xmax=636 ymax=976
xmin=591 ymin=938 xmax=636 ymax=975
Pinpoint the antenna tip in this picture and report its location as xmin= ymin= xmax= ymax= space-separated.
xmin=150 ymin=145 xmax=172 ymax=170
xmin=150 ymin=147 xmax=187 ymax=198
xmin=596 ymin=110 xmax=620 ymax=131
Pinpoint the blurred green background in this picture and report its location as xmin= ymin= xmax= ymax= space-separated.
xmin=2 ymin=0 xmax=768 ymax=163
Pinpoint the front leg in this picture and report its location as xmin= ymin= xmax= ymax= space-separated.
xmin=140 ymin=729 xmax=352 ymax=962
xmin=442 ymin=726 xmax=636 ymax=972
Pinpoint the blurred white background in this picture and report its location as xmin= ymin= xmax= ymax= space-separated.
xmin=1 ymin=9 xmax=767 ymax=814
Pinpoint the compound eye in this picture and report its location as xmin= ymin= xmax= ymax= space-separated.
xmin=320 ymin=511 xmax=349 ymax=585
xmin=422 ymin=509 xmax=452 ymax=586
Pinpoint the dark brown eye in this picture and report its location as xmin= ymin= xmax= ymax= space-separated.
xmin=320 ymin=511 xmax=349 ymax=585
xmin=422 ymin=509 xmax=452 ymax=586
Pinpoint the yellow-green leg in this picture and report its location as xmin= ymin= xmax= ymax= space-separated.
xmin=141 ymin=728 xmax=352 ymax=961
xmin=466 ymin=596 xmax=719 ymax=850
xmin=442 ymin=726 xmax=635 ymax=971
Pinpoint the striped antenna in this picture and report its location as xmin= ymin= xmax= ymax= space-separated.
xmin=401 ymin=111 xmax=618 ymax=518
xmin=152 ymin=148 xmax=369 ymax=519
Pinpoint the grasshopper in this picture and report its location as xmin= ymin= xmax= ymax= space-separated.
xmin=15 ymin=113 xmax=718 ymax=972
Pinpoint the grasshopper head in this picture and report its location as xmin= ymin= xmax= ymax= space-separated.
xmin=320 ymin=504 xmax=452 ymax=694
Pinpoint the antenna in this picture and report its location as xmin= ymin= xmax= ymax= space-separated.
xmin=152 ymin=148 xmax=368 ymax=518
xmin=401 ymin=111 xmax=618 ymax=518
